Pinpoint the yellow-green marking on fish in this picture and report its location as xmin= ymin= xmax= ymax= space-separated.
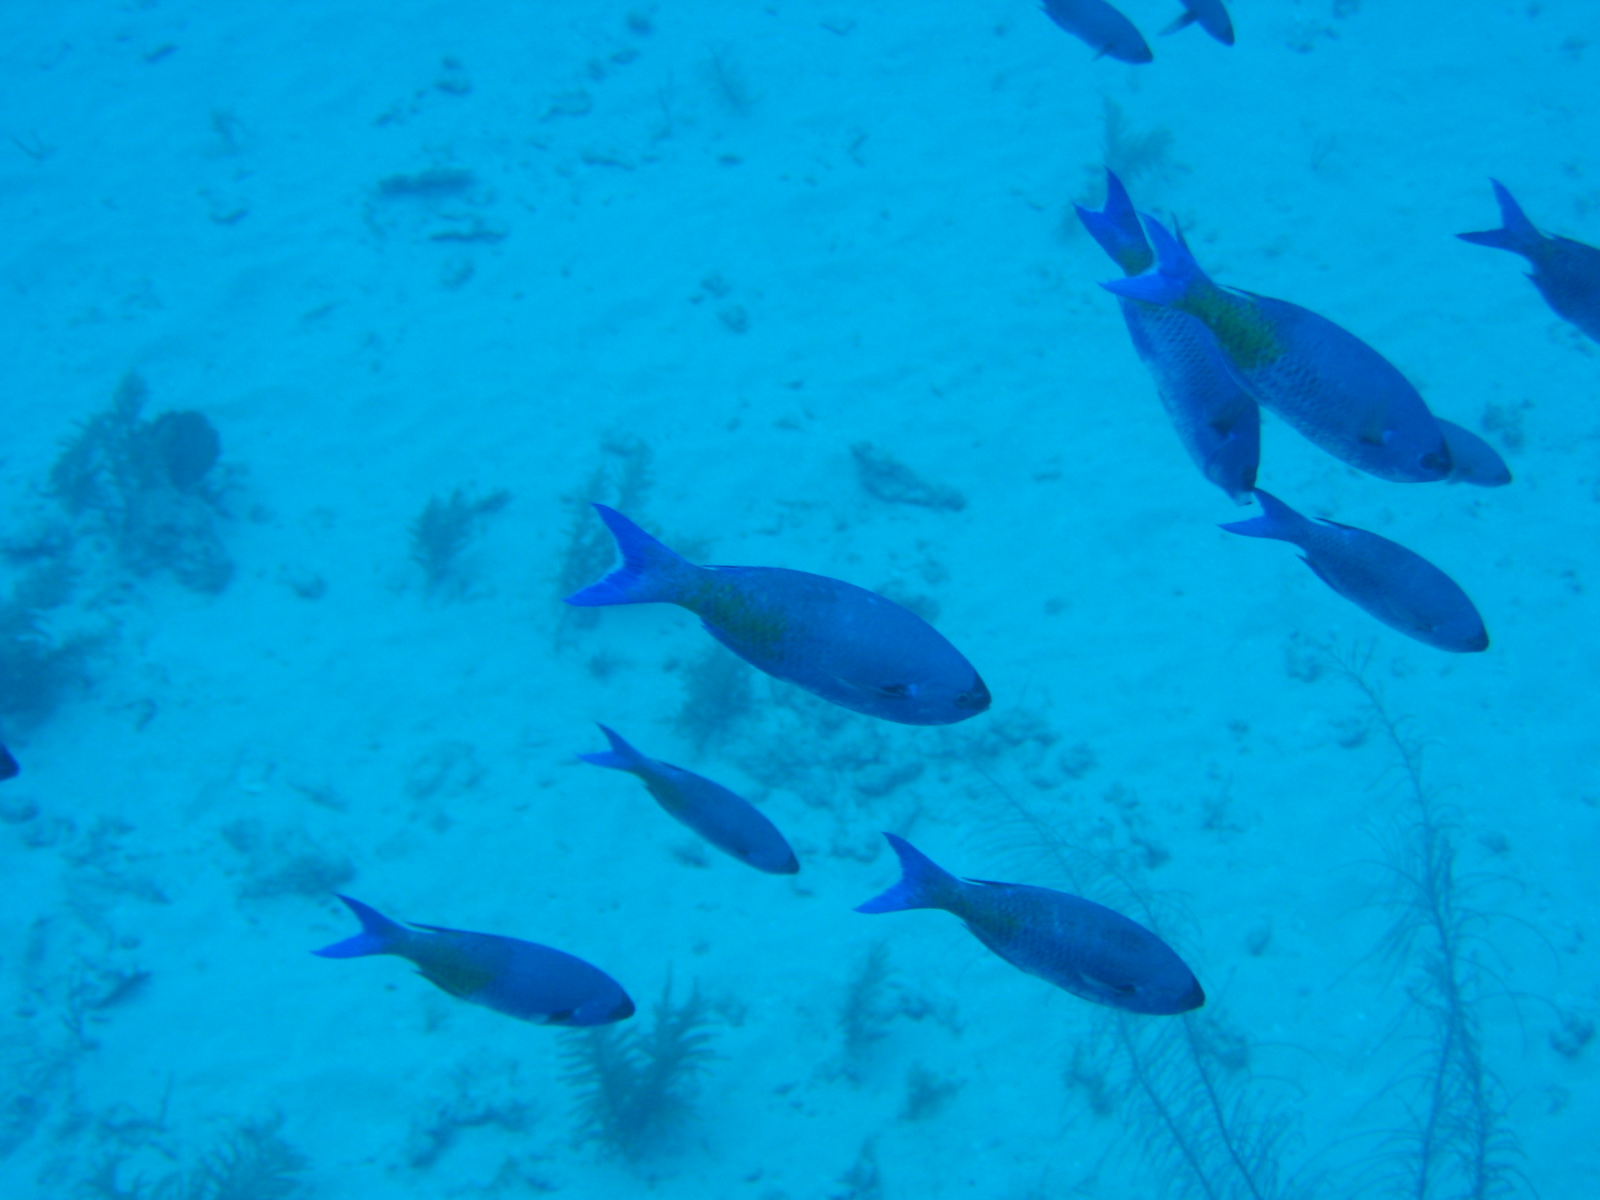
xmin=1181 ymin=288 xmax=1285 ymax=371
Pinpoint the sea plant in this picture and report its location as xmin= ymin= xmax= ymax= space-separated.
xmin=562 ymin=978 xmax=716 ymax=1161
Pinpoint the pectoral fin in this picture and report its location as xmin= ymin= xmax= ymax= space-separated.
xmin=1358 ymin=401 xmax=1391 ymax=447
xmin=827 ymin=674 xmax=916 ymax=701
xmin=867 ymin=681 xmax=913 ymax=699
xmin=1082 ymin=969 xmax=1138 ymax=997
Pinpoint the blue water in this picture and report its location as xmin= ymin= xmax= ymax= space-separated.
xmin=2 ymin=1 xmax=1595 ymax=1196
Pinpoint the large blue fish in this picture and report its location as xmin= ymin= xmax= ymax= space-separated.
xmin=857 ymin=834 xmax=1204 ymax=1016
xmin=1458 ymin=180 xmax=1600 ymax=344
xmin=580 ymin=725 xmax=798 ymax=875
xmin=1077 ymin=171 xmax=1258 ymax=502
xmin=1162 ymin=0 xmax=1234 ymax=45
xmin=1220 ymin=489 xmax=1488 ymax=653
xmin=565 ymin=505 xmax=990 ymax=726
xmin=1041 ymin=0 xmax=1152 ymax=64
xmin=1104 ymin=218 xmax=1453 ymax=483
xmin=1436 ymin=418 xmax=1511 ymax=488
xmin=0 ymin=744 xmax=16 ymax=781
xmin=313 ymin=895 xmax=634 ymax=1026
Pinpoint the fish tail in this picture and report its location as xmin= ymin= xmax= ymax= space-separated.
xmin=577 ymin=723 xmax=649 ymax=773
xmin=1099 ymin=215 xmax=1202 ymax=305
xmin=1075 ymin=170 xmax=1154 ymax=276
xmin=1164 ymin=2 xmax=1235 ymax=46
xmin=1218 ymin=488 xmax=1308 ymax=543
xmin=856 ymin=834 xmax=961 ymax=914
xmin=313 ymin=895 xmax=406 ymax=958
xmin=1456 ymin=180 xmax=1543 ymax=258
xmin=563 ymin=505 xmax=693 ymax=607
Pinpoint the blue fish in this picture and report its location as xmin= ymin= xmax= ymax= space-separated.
xmin=313 ymin=895 xmax=634 ymax=1026
xmin=1458 ymin=180 xmax=1600 ymax=344
xmin=565 ymin=505 xmax=990 ymax=726
xmin=0 ymin=744 xmax=16 ymax=781
xmin=1041 ymin=0 xmax=1153 ymax=64
xmin=1436 ymin=418 xmax=1511 ymax=488
xmin=1077 ymin=172 xmax=1258 ymax=502
xmin=1162 ymin=0 xmax=1234 ymax=45
xmin=580 ymin=725 xmax=799 ymax=875
xmin=857 ymin=834 xmax=1204 ymax=1016
xmin=1103 ymin=218 xmax=1453 ymax=483
xmin=1220 ymin=489 xmax=1488 ymax=653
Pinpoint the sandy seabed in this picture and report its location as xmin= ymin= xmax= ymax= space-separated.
xmin=1 ymin=1 xmax=1596 ymax=1197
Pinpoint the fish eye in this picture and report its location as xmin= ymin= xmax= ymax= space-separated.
xmin=954 ymin=679 xmax=992 ymax=710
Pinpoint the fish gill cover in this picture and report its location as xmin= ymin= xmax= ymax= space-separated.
xmin=0 ymin=1 xmax=1592 ymax=1199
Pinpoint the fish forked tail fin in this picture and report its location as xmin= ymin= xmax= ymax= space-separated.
xmin=577 ymin=723 xmax=650 ymax=773
xmin=1075 ymin=170 xmax=1154 ymax=276
xmin=856 ymin=834 xmax=962 ymax=914
xmin=1099 ymin=214 xmax=1207 ymax=305
xmin=1218 ymin=488 xmax=1311 ymax=543
xmin=313 ymin=895 xmax=408 ymax=958
xmin=563 ymin=505 xmax=693 ymax=607
xmin=1161 ymin=3 xmax=1235 ymax=46
xmin=1456 ymin=179 xmax=1543 ymax=258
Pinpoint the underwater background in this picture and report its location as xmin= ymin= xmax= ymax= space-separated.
xmin=2 ymin=0 xmax=1597 ymax=1196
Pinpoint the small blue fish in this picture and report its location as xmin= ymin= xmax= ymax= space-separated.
xmin=313 ymin=895 xmax=634 ymax=1026
xmin=1104 ymin=218 xmax=1453 ymax=483
xmin=1162 ymin=0 xmax=1234 ymax=46
xmin=1220 ymin=489 xmax=1488 ymax=653
xmin=580 ymin=725 xmax=799 ymax=875
xmin=1458 ymin=180 xmax=1600 ymax=344
xmin=0 ymin=744 xmax=16 ymax=781
xmin=565 ymin=506 xmax=990 ymax=726
xmin=1077 ymin=172 xmax=1258 ymax=502
xmin=857 ymin=834 xmax=1204 ymax=1016
xmin=1436 ymin=418 xmax=1511 ymax=488
xmin=1041 ymin=0 xmax=1153 ymax=64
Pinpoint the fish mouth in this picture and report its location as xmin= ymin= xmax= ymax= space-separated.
xmin=954 ymin=675 xmax=992 ymax=712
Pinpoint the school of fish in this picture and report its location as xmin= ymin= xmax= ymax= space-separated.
xmin=305 ymin=5 xmax=1600 ymax=1052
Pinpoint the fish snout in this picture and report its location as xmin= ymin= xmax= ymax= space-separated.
xmin=954 ymin=675 xmax=992 ymax=714
xmin=1418 ymin=443 xmax=1454 ymax=479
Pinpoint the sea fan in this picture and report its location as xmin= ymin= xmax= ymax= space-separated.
xmin=1332 ymin=649 xmax=1529 ymax=1200
xmin=184 ymin=1119 xmax=307 ymax=1200
xmin=562 ymin=978 xmax=717 ymax=1161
